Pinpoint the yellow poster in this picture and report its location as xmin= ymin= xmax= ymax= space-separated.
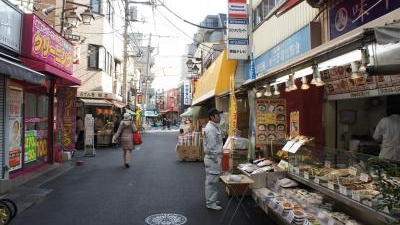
xmin=229 ymin=74 xmax=237 ymax=136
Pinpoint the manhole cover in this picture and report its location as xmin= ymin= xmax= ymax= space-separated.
xmin=145 ymin=213 xmax=187 ymax=225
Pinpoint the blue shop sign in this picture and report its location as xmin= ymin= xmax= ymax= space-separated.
xmin=330 ymin=0 xmax=400 ymax=40
xmin=245 ymin=25 xmax=311 ymax=80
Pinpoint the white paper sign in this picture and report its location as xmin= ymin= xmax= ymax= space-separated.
xmin=282 ymin=141 xmax=295 ymax=151
xmin=352 ymin=190 xmax=360 ymax=201
xmin=304 ymin=172 xmax=310 ymax=180
xmin=314 ymin=176 xmax=320 ymax=185
xmin=328 ymin=181 xmax=335 ymax=190
xmin=288 ymin=142 xmax=302 ymax=153
xmin=339 ymin=185 xmax=348 ymax=195
xmin=360 ymin=173 xmax=369 ymax=182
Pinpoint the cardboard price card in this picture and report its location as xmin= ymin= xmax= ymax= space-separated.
xmin=255 ymin=98 xmax=286 ymax=144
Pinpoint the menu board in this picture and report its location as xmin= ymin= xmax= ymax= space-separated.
xmin=256 ymin=98 xmax=286 ymax=144
xmin=323 ymin=64 xmax=400 ymax=100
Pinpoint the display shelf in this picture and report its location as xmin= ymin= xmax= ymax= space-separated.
xmin=287 ymin=172 xmax=398 ymax=225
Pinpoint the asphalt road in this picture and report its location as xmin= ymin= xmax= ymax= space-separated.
xmin=10 ymin=130 xmax=276 ymax=225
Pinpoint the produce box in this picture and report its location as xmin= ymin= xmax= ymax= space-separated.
xmin=176 ymin=145 xmax=202 ymax=161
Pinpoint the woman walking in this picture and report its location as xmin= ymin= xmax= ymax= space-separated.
xmin=112 ymin=113 xmax=137 ymax=168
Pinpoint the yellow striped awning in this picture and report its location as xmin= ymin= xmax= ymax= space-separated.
xmin=192 ymin=50 xmax=237 ymax=105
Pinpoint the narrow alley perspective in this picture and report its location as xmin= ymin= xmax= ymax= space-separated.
xmin=7 ymin=130 xmax=275 ymax=225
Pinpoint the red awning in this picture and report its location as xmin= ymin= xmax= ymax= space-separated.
xmin=107 ymin=100 xmax=127 ymax=108
xmin=20 ymin=57 xmax=81 ymax=86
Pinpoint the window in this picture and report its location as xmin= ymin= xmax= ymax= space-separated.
xmin=91 ymin=0 xmax=101 ymax=14
xmin=88 ymin=44 xmax=99 ymax=69
xmin=253 ymin=0 xmax=285 ymax=28
xmin=87 ymin=44 xmax=113 ymax=76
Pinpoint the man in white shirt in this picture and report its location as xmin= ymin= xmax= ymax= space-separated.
xmin=203 ymin=108 xmax=224 ymax=210
xmin=373 ymin=113 xmax=400 ymax=161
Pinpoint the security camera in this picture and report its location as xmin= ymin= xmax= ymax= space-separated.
xmin=42 ymin=5 xmax=56 ymax=16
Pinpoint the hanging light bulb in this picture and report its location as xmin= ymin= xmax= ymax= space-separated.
xmin=273 ymin=84 xmax=280 ymax=95
xmin=301 ymin=76 xmax=310 ymax=90
xmin=350 ymin=61 xmax=361 ymax=79
xmin=289 ymin=74 xmax=297 ymax=91
xmin=358 ymin=48 xmax=370 ymax=75
xmin=264 ymin=85 xmax=272 ymax=96
xmin=311 ymin=65 xmax=325 ymax=86
xmin=285 ymin=81 xmax=292 ymax=92
xmin=256 ymin=90 xmax=263 ymax=98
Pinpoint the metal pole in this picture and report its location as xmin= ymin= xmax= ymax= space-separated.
xmin=60 ymin=0 xmax=67 ymax=34
xmin=122 ymin=0 xmax=130 ymax=103
xmin=142 ymin=33 xmax=152 ymax=125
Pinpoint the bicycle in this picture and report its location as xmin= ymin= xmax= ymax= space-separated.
xmin=0 ymin=198 xmax=17 ymax=225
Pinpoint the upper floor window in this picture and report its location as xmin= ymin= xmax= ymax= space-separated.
xmin=90 ymin=0 xmax=114 ymax=26
xmin=253 ymin=0 xmax=286 ymax=28
xmin=91 ymin=0 xmax=101 ymax=14
xmin=87 ymin=44 xmax=113 ymax=76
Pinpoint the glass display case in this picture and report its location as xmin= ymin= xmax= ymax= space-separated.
xmin=285 ymin=143 xmax=399 ymax=225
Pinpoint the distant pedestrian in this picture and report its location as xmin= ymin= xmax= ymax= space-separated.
xmin=162 ymin=117 xmax=167 ymax=130
xmin=112 ymin=113 xmax=137 ymax=168
xmin=203 ymin=108 xmax=224 ymax=211
xmin=76 ymin=116 xmax=84 ymax=150
xmin=166 ymin=118 xmax=170 ymax=130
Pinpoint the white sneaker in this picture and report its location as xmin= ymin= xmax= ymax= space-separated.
xmin=206 ymin=203 xmax=222 ymax=211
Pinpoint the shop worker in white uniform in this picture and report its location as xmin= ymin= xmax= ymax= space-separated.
xmin=203 ymin=108 xmax=224 ymax=211
xmin=373 ymin=111 xmax=400 ymax=161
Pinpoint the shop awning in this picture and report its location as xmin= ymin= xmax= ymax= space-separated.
xmin=160 ymin=108 xmax=179 ymax=114
xmin=20 ymin=57 xmax=81 ymax=86
xmin=0 ymin=56 xmax=46 ymax=85
xmin=79 ymin=98 xmax=113 ymax=106
xmin=107 ymin=100 xmax=127 ymax=108
xmin=180 ymin=107 xmax=193 ymax=117
xmin=374 ymin=20 xmax=400 ymax=44
xmin=192 ymin=50 xmax=237 ymax=105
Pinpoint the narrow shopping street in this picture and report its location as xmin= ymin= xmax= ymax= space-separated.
xmin=9 ymin=130 xmax=274 ymax=225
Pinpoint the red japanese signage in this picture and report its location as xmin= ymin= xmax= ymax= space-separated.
xmin=21 ymin=14 xmax=73 ymax=74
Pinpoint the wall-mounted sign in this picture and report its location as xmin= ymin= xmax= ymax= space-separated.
xmin=0 ymin=0 xmax=22 ymax=53
xmin=227 ymin=39 xmax=248 ymax=60
xmin=227 ymin=19 xmax=248 ymax=39
xmin=329 ymin=0 xmax=400 ymax=40
xmin=78 ymin=91 xmax=115 ymax=99
xmin=21 ymin=14 xmax=74 ymax=74
xmin=256 ymin=98 xmax=287 ymax=145
xmin=228 ymin=0 xmax=247 ymax=18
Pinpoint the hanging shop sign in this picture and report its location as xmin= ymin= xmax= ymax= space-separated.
xmin=84 ymin=114 xmax=94 ymax=146
xmin=8 ymin=87 xmax=23 ymax=172
xmin=329 ymin=0 xmax=400 ymax=40
xmin=183 ymin=80 xmax=191 ymax=106
xmin=0 ymin=0 xmax=22 ymax=53
xmin=255 ymin=98 xmax=287 ymax=145
xmin=78 ymin=91 xmax=115 ymax=99
xmin=323 ymin=66 xmax=400 ymax=100
xmin=227 ymin=39 xmax=249 ymax=60
xmin=21 ymin=14 xmax=74 ymax=74
xmin=228 ymin=0 xmax=247 ymax=18
xmin=228 ymin=75 xmax=237 ymax=136
xmin=227 ymin=19 xmax=248 ymax=39
xmin=96 ymin=108 xmax=113 ymax=115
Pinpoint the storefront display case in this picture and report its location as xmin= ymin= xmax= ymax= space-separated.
xmin=285 ymin=144 xmax=399 ymax=225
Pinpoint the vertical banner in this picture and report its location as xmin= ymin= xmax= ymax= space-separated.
xmin=85 ymin=114 xmax=94 ymax=146
xmin=229 ymin=74 xmax=237 ymax=136
xmin=8 ymin=88 xmax=23 ymax=172
xmin=183 ymin=80 xmax=192 ymax=106
xmin=57 ymin=87 xmax=77 ymax=152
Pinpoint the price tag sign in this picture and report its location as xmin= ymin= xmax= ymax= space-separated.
xmin=360 ymin=173 xmax=369 ymax=182
xmin=277 ymin=204 xmax=284 ymax=214
xmin=268 ymin=199 xmax=275 ymax=208
xmin=352 ymin=190 xmax=360 ymax=201
xmin=304 ymin=172 xmax=310 ymax=180
xmin=285 ymin=210 xmax=295 ymax=223
xmin=282 ymin=141 xmax=295 ymax=151
xmin=328 ymin=181 xmax=335 ymax=190
xmin=328 ymin=219 xmax=336 ymax=225
xmin=314 ymin=176 xmax=320 ymax=185
xmin=293 ymin=167 xmax=300 ymax=175
xmin=349 ymin=166 xmax=357 ymax=176
xmin=325 ymin=160 xmax=331 ymax=168
xmin=339 ymin=185 xmax=348 ymax=195
xmin=303 ymin=219 xmax=312 ymax=225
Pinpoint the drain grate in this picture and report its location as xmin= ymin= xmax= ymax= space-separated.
xmin=145 ymin=213 xmax=187 ymax=225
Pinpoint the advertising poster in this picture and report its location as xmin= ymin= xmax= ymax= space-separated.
xmin=24 ymin=130 xmax=37 ymax=163
xmin=290 ymin=111 xmax=300 ymax=138
xmin=8 ymin=88 xmax=23 ymax=171
xmin=37 ymin=130 xmax=48 ymax=161
xmin=256 ymin=98 xmax=286 ymax=145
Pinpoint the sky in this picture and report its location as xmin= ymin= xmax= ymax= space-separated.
xmin=135 ymin=0 xmax=228 ymax=91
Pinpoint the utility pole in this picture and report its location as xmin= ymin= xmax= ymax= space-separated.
xmin=122 ymin=0 xmax=130 ymax=103
xmin=142 ymin=33 xmax=152 ymax=125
